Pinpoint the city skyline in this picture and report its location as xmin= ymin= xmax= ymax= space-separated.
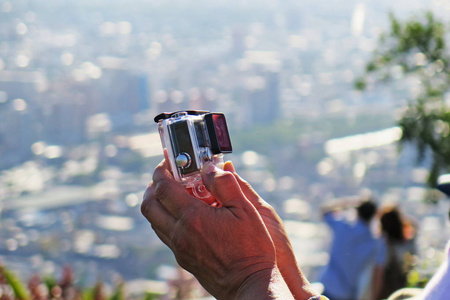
xmin=1 ymin=0 xmax=450 ymax=296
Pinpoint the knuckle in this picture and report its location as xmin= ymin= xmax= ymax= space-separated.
xmin=182 ymin=213 xmax=203 ymax=232
xmin=154 ymin=178 xmax=172 ymax=199
xmin=262 ymin=201 xmax=274 ymax=210
xmin=153 ymin=163 xmax=166 ymax=177
xmin=141 ymin=185 xmax=156 ymax=216
xmin=140 ymin=197 xmax=156 ymax=219
xmin=214 ymin=171 xmax=236 ymax=186
xmin=140 ymin=199 xmax=149 ymax=216
xmin=171 ymin=231 xmax=190 ymax=254
xmin=142 ymin=182 xmax=154 ymax=200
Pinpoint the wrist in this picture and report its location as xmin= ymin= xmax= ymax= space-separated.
xmin=232 ymin=265 xmax=294 ymax=300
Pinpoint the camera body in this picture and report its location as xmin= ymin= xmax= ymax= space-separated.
xmin=154 ymin=110 xmax=232 ymax=204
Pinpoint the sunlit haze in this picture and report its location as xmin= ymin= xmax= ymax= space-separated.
xmin=1 ymin=0 xmax=450 ymax=297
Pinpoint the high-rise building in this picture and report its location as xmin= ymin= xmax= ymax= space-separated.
xmin=0 ymin=71 xmax=45 ymax=168
xmin=241 ymin=71 xmax=280 ymax=126
xmin=98 ymin=67 xmax=151 ymax=131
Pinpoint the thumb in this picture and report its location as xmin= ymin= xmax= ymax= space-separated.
xmin=201 ymin=162 xmax=249 ymax=208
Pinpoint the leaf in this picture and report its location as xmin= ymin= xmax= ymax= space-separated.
xmin=0 ymin=265 xmax=30 ymax=300
xmin=359 ymin=11 xmax=450 ymax=190
xmin=43 ymin=275 xmax=58 ymax=296
xmin=390 ymin=12 xmax=402 ymax=37
xmin=354 ymin=77 xmax=367 ymax=90
xmin=110 ymin=282 xmax=125 ymax=300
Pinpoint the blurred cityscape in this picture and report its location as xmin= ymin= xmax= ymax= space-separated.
xmin=1 ymin=0 xmax=450 ymax=297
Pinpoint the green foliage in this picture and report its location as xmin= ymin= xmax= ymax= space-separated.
xmin=375 ymin=12 xmax=447 ymax=73
xmin=83 ymin=281 xmax=106 ymax=300
xmin=43 ymin=275 xmax=58 ymax=296
xmin=358 ymin=11 xmax=450 ymax=190
xmin=0 ymin=265 xmax=30 ymax=300
xmin=354 ymin=77 xmax=367 ymax=90
xmin=0 ymin=263 xmax=174 ymax=300
xmin=110 ymin=282 xmax=125 ymax=300
xmin=142 ymin=293 xmax=160 ymax=300
xmin=406 ymin=269 xmax=430 ymax=288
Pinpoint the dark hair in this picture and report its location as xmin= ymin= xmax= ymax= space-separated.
xmin=357 ymin=201 xmax=377 ymax=223
xmin=380 ymin=206 xmax=405 ymax=243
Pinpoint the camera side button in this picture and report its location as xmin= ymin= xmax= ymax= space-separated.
xmin=176 ymin=153 xmax=191 ymax=169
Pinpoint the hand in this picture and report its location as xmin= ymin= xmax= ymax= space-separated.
xmin=222 ymin=161 xmax=317 ymax=300
xmin=141 ymin=160 xmax=293 ymax=299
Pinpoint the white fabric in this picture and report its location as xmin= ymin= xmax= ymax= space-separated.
xmin=420 ymin=240 xmax=450 ymax=299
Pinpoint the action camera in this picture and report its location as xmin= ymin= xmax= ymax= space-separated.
xmin=154 ymin=110 xmax=232 ymax=204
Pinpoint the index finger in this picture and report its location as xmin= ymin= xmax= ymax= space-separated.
xmin=153 ymin=160 xmax=203 ymax=219
xmin=223 ymin=161 xmax=260 ymax=204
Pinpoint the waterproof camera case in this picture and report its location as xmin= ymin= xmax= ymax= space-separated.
xmin=154 ymin=110 xmax=232 ymax=205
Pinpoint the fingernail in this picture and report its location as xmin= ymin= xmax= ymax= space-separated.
xmin=203 ymin=161 xmax=217 ymax=174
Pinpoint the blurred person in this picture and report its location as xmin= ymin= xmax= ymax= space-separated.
xmin=318 ymin=197 xmax=386 ymax=300
xmin=383 ymin=174 xmax=450 ymax=300
xmin=141 ymin=159 xmax=327 ymax=300
xmin=375 ymin=205 xmax=417 ymax=300
xmin=140 ymin=157 xmax=450 ymax=300
xmin=411 ymin=174 xmax=450 ymax=299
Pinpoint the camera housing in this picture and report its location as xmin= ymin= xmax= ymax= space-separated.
xmin=154 ymin=110 xmax=232 ymax=204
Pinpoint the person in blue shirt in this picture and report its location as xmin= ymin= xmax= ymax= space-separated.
xmin=319 ymin=197 xmax=386 ymax=300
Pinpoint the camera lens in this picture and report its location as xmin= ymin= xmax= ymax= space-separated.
xmin=211 ymin=114 xmax=232 ymax=152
